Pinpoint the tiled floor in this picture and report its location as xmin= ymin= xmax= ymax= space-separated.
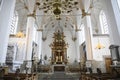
xmin=38 ymin=72 xmax=80 ymax=80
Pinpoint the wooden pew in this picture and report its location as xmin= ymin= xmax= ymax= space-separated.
xmin=3 ymin=73 xmax=37 ymax=80
xmin=0 ymin=67 xmax=37 ymax=80
xmin=0 ymin=68 xmax=5 ymax=80
xmin=88 ymin=68 xmax=120 ymax=80
xmin=80 ymin=68 xmax=118 ymax=80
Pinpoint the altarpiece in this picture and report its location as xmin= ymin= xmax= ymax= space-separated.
xmin=50 ymin=30 xmax=68 ymax=65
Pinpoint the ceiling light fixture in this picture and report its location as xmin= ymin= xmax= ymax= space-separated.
xmin=95 ymin=29 xmax=105 ymax=50
xmin=95 ymin=39 xmax=105 ymax=49
xmin=38 ymin=0 xmax=79 ymax=16
xmin=96 ymin=41 xmax=105 ymax=49
xmin=16 ymin=31 xmax=25 ymax=38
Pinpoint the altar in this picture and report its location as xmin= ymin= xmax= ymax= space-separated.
xmin=52 ymin=64 xmax=66 ymax=72
xmin=50 ymin=31 xmax=68 ymax=65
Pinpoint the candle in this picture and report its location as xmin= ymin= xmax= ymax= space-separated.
xmin=61 ymin=56 xmax=62 ymax=62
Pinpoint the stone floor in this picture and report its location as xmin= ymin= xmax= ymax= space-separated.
xmin=38 ymin=72 xmax=80 ymax=80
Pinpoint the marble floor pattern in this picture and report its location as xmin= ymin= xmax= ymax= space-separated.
xmin=38 ymin=72 xmax=80 ymax=80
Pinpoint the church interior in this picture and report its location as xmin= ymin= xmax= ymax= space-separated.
xmin=0 ymin=0 xmax=120 ymax=80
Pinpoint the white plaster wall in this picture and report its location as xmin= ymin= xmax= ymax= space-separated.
xmin=41 ymin=31 xmax=53 ymax=63
xmin=65 ymin=31 xmax=78 ymax=63
xmin=92 ymin=35 xmax=110 ymax=61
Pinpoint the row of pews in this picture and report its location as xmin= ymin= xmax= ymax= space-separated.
xmin=80 ymin=68 xmax=120 ymax=80
xmin=3 ymin=73 xmax=37 ymax=80
xmin=0 ymin=67 xmax=37 ymax=80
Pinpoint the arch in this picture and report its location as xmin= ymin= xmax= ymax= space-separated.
xmin=99 ymin=10 xmax=109 ymax=34
xmin=42 ymin=16 xmax=76 ymax=39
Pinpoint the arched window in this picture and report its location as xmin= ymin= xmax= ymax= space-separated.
xmin=117 ymin=0 xmax=120 ymax=9
xmin=99 ymin=10 xmax=109 ymax=34
xmin=10 ymin=11 xmax=18 ymax=34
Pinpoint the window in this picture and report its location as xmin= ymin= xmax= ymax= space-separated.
xmin=10 ymin=11 xmax=18 ymax=34
xmin=99 ymin=10 xmax=109 ymax=34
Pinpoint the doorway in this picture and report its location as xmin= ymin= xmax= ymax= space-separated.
xmin=105 ymin=57 xmax=112 ymax=73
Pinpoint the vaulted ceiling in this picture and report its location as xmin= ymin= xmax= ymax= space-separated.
xmin=15 ymin=0 xmax=102 ymax=36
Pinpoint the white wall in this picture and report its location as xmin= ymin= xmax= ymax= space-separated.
xmin=92 ymin=35 xmax=110 ymax=61
xmin=65 ymin=31 xmax=78 ymax=63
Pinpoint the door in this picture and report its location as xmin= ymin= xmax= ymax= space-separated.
xmin=105 ymin=58 xmax=112 ymax=73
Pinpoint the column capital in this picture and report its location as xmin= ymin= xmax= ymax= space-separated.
xmin=37 ymin=29 xmax=43 ymax=32
xmin=75 ymin=29 xmax=81 ymax=32
xmin=27 ymin=13 xmax=36 ymax=18
xmin=81 ymin=9 xmax=91 ymax=18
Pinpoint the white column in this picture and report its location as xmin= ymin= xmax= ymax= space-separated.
xmin=37 ymin=31 xmax=42 ymax=60
xmin=75 ymin=31 xmax=80 ymax=62
xmin=0 ymin=0 xmax=16 ymax=63
xmin=83 ymin=16 xmax=93 ymax=60
xmin=104 ymin=0 xmax=120 ymax=45
xmin=26 ymin=16 xmax=35 ymax=61
xmin=102 ymin=0 xmax=120 ymax=58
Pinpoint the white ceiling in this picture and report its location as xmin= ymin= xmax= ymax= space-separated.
xmin=15 ymin=0 xmax=102 ymax=36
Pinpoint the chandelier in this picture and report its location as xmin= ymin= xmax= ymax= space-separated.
xmin=95 ymin=29 xmax=105 ymax=50
xmin=16 ymin=31 xmax=25 ymax=38
xmin=38 ymin=0 xmax=79 ymax=16
xmin=95 ymin=38 xmax=105 ymax=50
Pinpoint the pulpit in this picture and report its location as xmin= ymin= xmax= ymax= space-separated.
xmin=50 ymin=30 xmax=68 ymax=64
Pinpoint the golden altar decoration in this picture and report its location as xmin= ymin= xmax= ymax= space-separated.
xmin=50 ymin=31 xmax=68 ymax=64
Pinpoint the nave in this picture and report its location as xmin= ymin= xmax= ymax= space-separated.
xmin=0 ymin=64 xmax=120 ymax=80
xmin=1 ymin=0 xmax=120 ymax=80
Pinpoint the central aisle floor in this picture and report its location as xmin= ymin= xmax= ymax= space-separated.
xmin=38 ymin=72 xmax=80 ymax=80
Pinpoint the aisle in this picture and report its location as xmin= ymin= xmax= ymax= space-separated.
xmin=38 ymin=72 xmax=80 ymax=80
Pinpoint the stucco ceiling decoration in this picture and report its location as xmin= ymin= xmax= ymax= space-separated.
xmin=36 ymin=0 xmax=95 ymax=38
xmin=35 ymin=0 xmax=80 ymax=21
xmin=15 ymin=0 xmax=101 ymax=38
xmin=38 ymin=0 xmax=79 ymax=14
xmin=35 ymin=0 xmax=83 ymax=33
